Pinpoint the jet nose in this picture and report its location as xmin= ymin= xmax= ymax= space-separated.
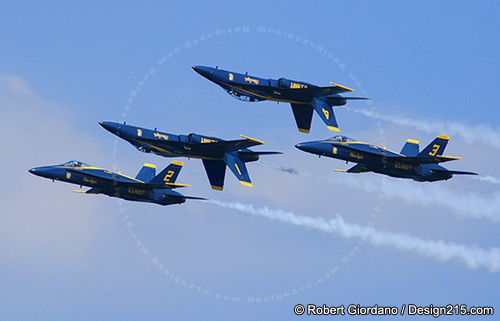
xmin=99 ymin=121 xmax=122 ymax=135
xmin=28 ymin=166 xmax=50 ymax=178
xmin=192 ymin=65 xmax=214 ymax=79
xmin=295 ymin=142 xmax=318 ymax=154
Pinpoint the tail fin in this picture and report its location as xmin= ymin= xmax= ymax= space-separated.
xmin=223 ymin=153 xmax=252 ymax=187
xmin=149 ymin=161 xmax=183 ymax=185
xmin=418 ymin=135 xmax=449 ymax=157
xmin=135 ymin=163 xmax=156 ymax=182
xmin=400 ymin=139 xmax=420 ymax=156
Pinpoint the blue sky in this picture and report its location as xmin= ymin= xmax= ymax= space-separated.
xmin=1 ymin=1 xmax=499 ymax=320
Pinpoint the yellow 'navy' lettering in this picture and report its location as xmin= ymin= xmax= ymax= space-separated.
xmin=137 ymin=129 xmax=143 ymax=137
xmin=322 ymin=108 xmax=330 ymax=120
xmin=153 ymin=132 xmax=169 ymax=140
xmin=244 ymin=77 xmax=259 ymax=85
xmin=66 ymin=172 xmax=71 ymax=179
xmin=201 ymin=137 xmax=218 ymax=143
xmin=228 ymin=73 xmax=234 ymax=81
xmin=128 ymin=187 xmax=146 ymax=196
xmin=429 ymin=144 xmax=440 ymax=156
xmin=290 ymin=82 xmax=308 ymax=89
xmin=395 ymin=162 xmax=412 ymax=171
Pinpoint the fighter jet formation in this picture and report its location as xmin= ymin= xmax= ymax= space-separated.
xmin=29 ymin=65 xmax=477 ymax=205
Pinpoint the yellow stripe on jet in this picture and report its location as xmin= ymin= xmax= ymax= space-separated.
xmin=240 ymin=181 xmax=253 ymax=187
xmin=240 ymin=135 xmax=264 ymax=144
xmin=329 ymin=82 xmax=354 ymax=92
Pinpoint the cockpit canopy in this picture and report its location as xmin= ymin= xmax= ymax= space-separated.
xmin=61 ymin=160 xmax=89 ymax=167
xmin=328 ymin=135 xmax=355 ymax=142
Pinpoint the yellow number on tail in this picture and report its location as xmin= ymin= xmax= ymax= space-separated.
xmin=429 ymin=144 xmax=440 ymax=156
xmin=163 ymin=170 xmax=175 ymax=182
xmin=322 ymin=108 xmax=330 ymax=120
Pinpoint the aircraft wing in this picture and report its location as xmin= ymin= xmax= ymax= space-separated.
xmin=430 ymin=169 xmax=478 ymax=176
xmin=67 ymin=168 xmax=188 ymax=188
xmin=193 ymin=135 xmax=264 ymax=153
xmin=315 ymin=83 xmax=355 ymax=96
xmin=66 ymin=168 xmax=140 ymax=184
xmin=290 ymin=103 xmax=314 ymax=133
xmin=73 ymin=188 xmax=101 ymax=194
xmin=202 ymin=159 xmax=227 ymax=191
xmin=311 ymin=97 xmax=340 ymax=131
xmin=334 ymin=164 xmax=369 ymax=173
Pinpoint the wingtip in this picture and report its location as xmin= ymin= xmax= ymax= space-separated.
xmin=240 ymin=181 xmax=253 ymax=187
xmin=211 ymin=185 xmax=224 ymax=191
xmin=329 ymin=82 xmax=354 ymax=92
xmin=327 ymin=126 xmax=340 ymax=132
xmin=240 ymin=135 xmax=265 ymax=145
xmin=298 ymin=128 xmax=310 ymax=134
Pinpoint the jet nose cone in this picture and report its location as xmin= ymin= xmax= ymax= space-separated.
xmin=28 ymin=166 xmax=49 ymax=178
xmin=99 ymin=121 xmax=121 ymax=135
xmin=295 ymin=142 xmax=317 ymax=154
xmin=192 ymin=65 xmax=213 ymax=79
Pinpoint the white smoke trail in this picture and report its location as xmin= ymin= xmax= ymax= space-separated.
xmin=210 ymin=200 xmax=500 ymax=272
xmin=347 ymin=107 xmax=500 ymax=149
xmin=264 ymin=164 xmax=500 ymax=223
xmin=470 ymin=175 xmax=500 ymax=185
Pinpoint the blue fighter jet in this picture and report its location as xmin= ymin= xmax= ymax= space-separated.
xmin=29 ymin=160 xmax=206 ymax=205
xmin=100 ymin=121 xmax=282 ymax=191
xmin=192 ymin=65 xmax=368 ymax=133
xmin=295 ymin=135 xmax=477 ymax=182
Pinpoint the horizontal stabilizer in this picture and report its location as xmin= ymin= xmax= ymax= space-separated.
xmin=193 ymin=136 xmax=264 ymax=153
xmin=431 ymin=169 xmax=478 ymax=176
xmin=183 ymin=196 xmax=209 ymax=200
xmin=237 ymin=151 xmax=283 ymax=156
xmin=313 ymin=83 xmax=355 ymax=96
xmin=395 ymin=155 xmax=462 ymax=164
